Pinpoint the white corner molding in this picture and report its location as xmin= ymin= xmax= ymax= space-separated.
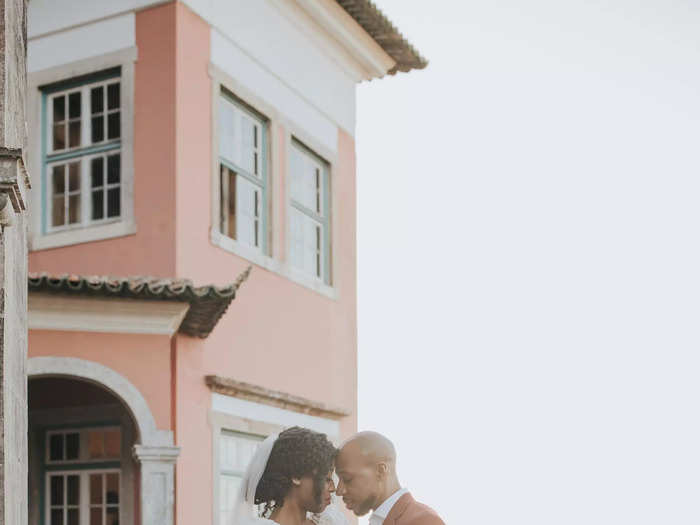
xmin=285 ymin=0 xmax=396 ymax=79
xmin=28 ymin=294 xmax=190 ymax=336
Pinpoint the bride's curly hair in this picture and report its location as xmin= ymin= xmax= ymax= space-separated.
xmin=254 ymin=426 xmax=337 ymax=517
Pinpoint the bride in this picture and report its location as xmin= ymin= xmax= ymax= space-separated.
xmin=232 ymin=426 xmax=349 ymax=525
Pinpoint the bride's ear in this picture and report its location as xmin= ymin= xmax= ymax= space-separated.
xmin=292 ymin=478 xmax=302 ymax=486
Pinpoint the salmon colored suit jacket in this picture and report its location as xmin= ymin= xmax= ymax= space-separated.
xmin=383 ymin=493 xmax=445 ymax=525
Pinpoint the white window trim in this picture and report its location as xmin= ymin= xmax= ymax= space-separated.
xmin=28 ymin=47 xmax=137 ymax=251
xmin=209 ymin=395 xmax=341 ymax=525
xmin=288 ymin=139 xmax=330 ymax=284
xmin=283 ymin=125 xmax=339 ymax=297
xmin=209 ymin=64 xmax=339 ymax=300
xmin=210 ymin=413 xmax=280 ymax=525
xmin=218 ymin=93 xmax=268 ymax=252
xmin=216 ymin=428 xmax=266 ymax=525
xmin=209 ymin=228 xmax=336 ymax=298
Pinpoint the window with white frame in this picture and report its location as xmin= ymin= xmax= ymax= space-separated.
xmin=44 ymin=426 xmax=122 ymax=525
xmin=289 ymin=141 xmax=331 ymax=284
xmin=41 ymin=67 xmax=123 ymax=233
xmin=218 ymin=90 xmax=268 ymax=252
xmin=219 ymin=430 xmax=264 ymax=525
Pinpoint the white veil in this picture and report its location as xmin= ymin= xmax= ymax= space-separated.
xmin=231 ymin=433 xmax=279 ymax=525
xmin=230 ymin=433 xmax=349 ymax=525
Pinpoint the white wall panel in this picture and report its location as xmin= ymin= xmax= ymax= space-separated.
xmin=28 ymin=0 xmax=356 ymax=136
xmin=28 ymin=14 xmax=135 ymax=73
xmin=190 ymin=0 xmax=356 ymax=135
xmin=28 ymin=0 xmax=162 ymax=38
xmin=212 ymin=29 xmax=339 ymax=153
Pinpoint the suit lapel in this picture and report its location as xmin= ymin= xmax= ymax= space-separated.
xmin=384 ymin=493 xmax=414 ymax=525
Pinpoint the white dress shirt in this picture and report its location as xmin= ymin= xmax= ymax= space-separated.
xmin=369 ymin=488 xmax=408 ymax=525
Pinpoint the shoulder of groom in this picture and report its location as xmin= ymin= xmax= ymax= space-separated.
xmin=409 ymin=499 xmax=445 ymax=525
xmin=412 ymin=510 xmax=445 ymax=525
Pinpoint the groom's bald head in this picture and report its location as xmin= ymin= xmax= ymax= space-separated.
xmin=341 ymin=431 xmax=397 ymax=470
xmin=335 ymin=432 xmax=401 ymax=516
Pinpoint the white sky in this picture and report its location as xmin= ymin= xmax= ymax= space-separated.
xmin=356 ymin=1 xmax=700 ymax=523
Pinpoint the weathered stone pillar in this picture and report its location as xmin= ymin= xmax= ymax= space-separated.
xmin=0 ymin=1 xmax=29 ymax=524
xmin=133 ymin=445 xmax=180 ymax=525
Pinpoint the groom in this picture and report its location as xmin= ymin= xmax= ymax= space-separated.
xmin=335 ymin=431 xmax=445 ymax=525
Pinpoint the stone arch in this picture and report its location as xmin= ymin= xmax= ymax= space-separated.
xmin=28 ymin=356 xmax=178 ymax=525
xmin=28 ymin=356 xmax=172 ymax=446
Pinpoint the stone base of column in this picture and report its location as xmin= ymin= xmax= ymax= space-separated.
xmin=133 ymin=444 xmax=181 ymax=525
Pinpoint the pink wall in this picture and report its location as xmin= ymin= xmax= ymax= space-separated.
xmin=333 ymin=127 xmax=359 ymax=440
xmin=170 ymin=4 xmax=358 ymax=522
xmin=174 ymin=1 xmax=211 ymax=281
xmin=170 ymin=5 xmax=357 ymax=413
xmin=171 ymin=5 xmax=214 ymax=522
xmin=29 ymin=2 xmax=178 ymax=278
xmin=28 ymin=331 xmax=173 ymax=431
xmin=29 ymin=2 xmax=359 ymax=522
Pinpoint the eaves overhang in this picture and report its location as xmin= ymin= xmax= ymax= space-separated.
xmin=335 ymin=0 xmax=427 ymax=74
xmin=294 ymin=0 xmax=427 ymax=80
xmin=28 ymin=267 xmax=251 ymax=338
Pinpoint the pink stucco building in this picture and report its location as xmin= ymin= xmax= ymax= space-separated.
xmin=24 ymin=2 xmax=424 ymax=524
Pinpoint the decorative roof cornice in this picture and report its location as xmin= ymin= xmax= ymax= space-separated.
xmin=28 ymin=267 xmax=251 ymax=338
xmin=205 ymin=375 xmax=351 ymax=420
xmin=335 ymin=0 xmax=427 ymax=74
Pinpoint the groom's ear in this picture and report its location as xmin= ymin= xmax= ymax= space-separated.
xmin=376 ymin=461 xmax=389 ymax=479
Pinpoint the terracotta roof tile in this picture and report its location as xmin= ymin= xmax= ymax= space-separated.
xmin=336 ymin=0 xmax=427 ymax=74
xmin=28 ymin=267 xmax=251 ymax=338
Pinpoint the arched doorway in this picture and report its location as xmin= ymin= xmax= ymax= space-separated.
xmin=29 ymin=377 xmax=137 ymax=525
xmin=28 ymin=357 xmax=179 ymax=525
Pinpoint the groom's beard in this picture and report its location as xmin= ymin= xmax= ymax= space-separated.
xmin=346 ymin=495 xmax=375 ymax=516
